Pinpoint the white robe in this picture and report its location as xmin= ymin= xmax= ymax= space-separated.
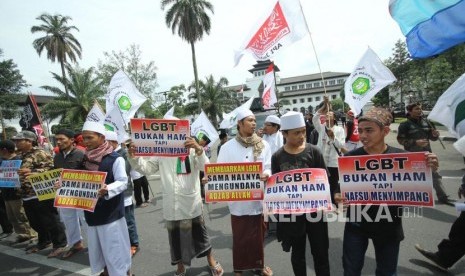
xmin=216 ymin=138 xmax=272 ymax=216
xmin=128 ymin=148 xmax=209 ymax=221
xmin=59 ymin=208 xmax=86 ymax=246
xmin=263 ymin=131 xmax=284 ymax=154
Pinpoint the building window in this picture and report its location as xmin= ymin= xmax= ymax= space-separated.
xmin=285 ymin=86 xmax=290 ymax=91
xmin=315 ymin=96 xmax=321 ymax=101
xmin=328 ymin=80 xmax=336 ymax=86
xmin=291 ymin=85 xmax=297 ymax=90
xmin=314 ymin=82 xmax=320 ymax=88
xmin=293 ymin=107 xmax=298 ymax=111
xmin=299 ymin=84 xmax=304 ymax=89
xmin=300 ymin=98 xmax=305 ymax=103
xmin=332 ymin=94 xmax=337 ymax=99
xmin=292 ymin=99 xmax=297 ymax=104
xmin=337 ymin=78 xmax=344 ymax=84
xmin=307 ymin=97 xmax=313 ymax=102
xmin=306 ymin=83 xmax=312 ymax=88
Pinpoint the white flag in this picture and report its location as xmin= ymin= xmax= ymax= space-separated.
xmin=262 ymin=63 xmax=277 ymax=109
xmin=219 ymin=97 xmax=255 ymax=129
xmin=104 ymin=108 xmax=130 ymax=144
xmin=163 ymin=106 xmax=175 ymax=119
xmin=428 ymin=73 xmax=465 ymax=138
xmin=344 ymin=48 xmax=396 ymax=116
xmin=191 ymin=110 xmax=219 ymax=149
xmin=86 ymin=102 xmax=105 ymax=123
xmin=106 ymin=70 xmax=147 ymax=124
xmin=234 ymin=0 xmax=309 ymax=66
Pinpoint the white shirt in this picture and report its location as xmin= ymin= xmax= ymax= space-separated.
xmin=130 ymin=169 xmax=143 ymax=180
xmin=312 ymin=113 xmax=346 ymax=167
xmin=263 ymin=131 xmax=284 ymax=154
xmin=128 ymin=149 xmax=208 ymax=221
xmin=216 ymin=138 xmax=272 ymax=216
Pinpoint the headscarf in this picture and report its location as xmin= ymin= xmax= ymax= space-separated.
xmin=235 ymin=133 xmax=264 ymax=161
xmin=84 ymin=141 xmax=114 ymax=171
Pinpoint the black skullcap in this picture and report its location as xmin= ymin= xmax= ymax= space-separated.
xmin=55 ymin=129 xmax=75 ymax=139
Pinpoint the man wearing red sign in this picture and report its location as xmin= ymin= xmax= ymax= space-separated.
xmin=271 ymin=111 xmax=330 ymax=276
xmin=217 ymin=109 xmax=273 ymax=276
xmin=81 ymin=122 xmax=131 ymax=276
xmin=342 ymin=107 xmax=439 ymax=276
xmin=127 ymin=122 xmax=224 ymax=276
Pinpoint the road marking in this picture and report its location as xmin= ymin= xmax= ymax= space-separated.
xmin=0 ymin=244 xmax=92 ymax=275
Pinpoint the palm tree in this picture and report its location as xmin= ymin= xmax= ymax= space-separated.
xmin=161 ymin=0 xmax=214 ymax=114
xmin=31 ymin=13 xmax=82 ymax=98
xmin=41 ymin=66 xmax=104 ymax=130
xmin=186 ymin=75 xmax=238 ymax=128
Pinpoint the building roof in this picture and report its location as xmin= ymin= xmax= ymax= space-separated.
xmin=248 ymin=60 xmax=280 ymax=74
xmin=279 ymin=72 xmax=349 ymax=85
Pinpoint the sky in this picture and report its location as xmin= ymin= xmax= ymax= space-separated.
xmin=0 ymin=0 xmax=404 ymax=98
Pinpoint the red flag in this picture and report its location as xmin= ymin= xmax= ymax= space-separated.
xmin=262 ymin=63 xmax=277 ymax=109
xmin=234 ymin=0 xmax=309 ymax=66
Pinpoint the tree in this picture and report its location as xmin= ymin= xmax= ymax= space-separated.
xmin=0 ymin=49 xmax=29 ymax=139
xmin=41 ymin=66 xmax=104 ymax=131
xmin=96 ymin=44 xmax=158 ymax=115
xmin=161 ymin=0 xmax=214 ymax=114
xmin=386 ymin=40 xmax=411 ymax=104
xmin=186 ymin=75 xmax=238 ymax=128
xmin=31 ymin=13 xmax=82 ymax=98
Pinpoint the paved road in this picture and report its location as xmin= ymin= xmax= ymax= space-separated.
xmin=1 ymin=128 xmax=465 ymax=275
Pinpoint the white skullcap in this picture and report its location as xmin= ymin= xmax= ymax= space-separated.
xmin=280 ymin=111 xmax=305 ymax=130
xmin=82 ymin=121 xmax=106 ymax=135
xmin=105 ymin=131 xmax=118 ymax=142
xmin=237 ymin=109 xmax=254 ymax=121
xmin=265 ymin=115 xmax=280 ymax=125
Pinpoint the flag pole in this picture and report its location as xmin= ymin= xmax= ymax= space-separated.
xmin=271 ymin=61 xmax=281 ymax=115
xmin=29 ymin=93 xmax=51 ymax=145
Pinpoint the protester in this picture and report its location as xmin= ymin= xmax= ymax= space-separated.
xmin=344 ymin=110 xmax=361 ymax=152
xmin=0 ymin=140 xmax=36 ymax=243
xmin=81 ymin=122 xmax=131 ymax=276
xmin=414 ymin=173 xmax=465 ymax=272
xmin=53 ymin=129 xmax=86 ymax=259
xmin=127 ymin=120 xmax=223 ymax=276
xmin=305 ymin=112 xmax=315 ymax=144
xmin=106 ymin=131 xmax=141 ymax=258
xmin=217 ymin=132 xmax=228 ymax=156
xmin=12 ymin=131 xmax=67 ymax=256
xmin=127 ymin=140 xmax=151 ymax=208
xmin=312 ymin=97 xmax=346 ymax=203
xmin=342 ymin=107 xmax=439 ymax=275
xmin=0 ymin=190 xmax=13 ymax=240
xmin=216 ymin=109 xmax=273 ymax=276
xmin=261 ymin=115 xmax=284 ymax=154
xmin=397 ymin=102 xmax=453 ymax=204
xmin=271 ymin=111 xmax=330 ymax=276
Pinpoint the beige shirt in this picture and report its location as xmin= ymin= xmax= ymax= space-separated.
xmin=128 ymin=148 xmax=208 ymax=221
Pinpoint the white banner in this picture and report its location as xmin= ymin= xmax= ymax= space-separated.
xmin=344 ymin=48 xmax=396 ymax=116
xmin=106 ymin=70 xmax=147 ymax=124
xmin=191 ymin=110 xmax=219 ymax=149
xmin=234 ymin=0 xmax=309 ymax=66
xmin=219 ymin=97 xmax=254 ymax=129
xmin=86 ymin=102 xmax=105 ymax=123
xmin=104 ymin=108 xmax=130 ymax=144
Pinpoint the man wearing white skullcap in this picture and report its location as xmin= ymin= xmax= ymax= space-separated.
xmin=272 ymin=111 xmax=331 ymax=275
xmin=216 ymin=109 xmax=273 ymax=276
xmin=81 ymin=122 xmax=132 ymax=275
xmin=105 ymin=131 xmax=141 ymax=258
xmin=261 ymin=115 xmax=284 ymax=154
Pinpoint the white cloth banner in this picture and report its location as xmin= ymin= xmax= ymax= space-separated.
xmin=428 ymin=73 xmax=465 ymax=138
xmin=219 ymin=97 xmax=254 ymax=129
xmin=191 ymin=110 xmax=219 ymax=149
xmin=163 ymin=106 xmax=175 ymax=119
xmin=344 ymin=48 xmax=396 ymax=116
xmin=86 ymin=102 xmax=105 ymax=123
xmin=262 ymin=63 xmax=277 ymax=109
xmin=104 ymin=108 xmax=130 ymax=144
xmin=234 ymin=0 xmax=309 ymax=66
xmin=106 ymin=70 xmax=147 ymax=124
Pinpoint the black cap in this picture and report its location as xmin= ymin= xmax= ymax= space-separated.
xmin=0 ymin=140 xmax=16 ymax=152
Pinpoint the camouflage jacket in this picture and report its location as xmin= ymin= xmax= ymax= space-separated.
xmin=18 ymin=147 xmax=54 ymax=199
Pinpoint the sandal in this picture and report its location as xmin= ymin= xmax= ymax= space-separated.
xmin=174 ymin=267 xmax=186 ymax=276
xmin=61 ymin=245 xmax=84 ymax=259
xmin=209 ymin=262 xmax=224 ymax=276
xmin=26 ymin=242 xmax=52 ymax=254
xmin=47 ymin=247 xmax=66 ymax=258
